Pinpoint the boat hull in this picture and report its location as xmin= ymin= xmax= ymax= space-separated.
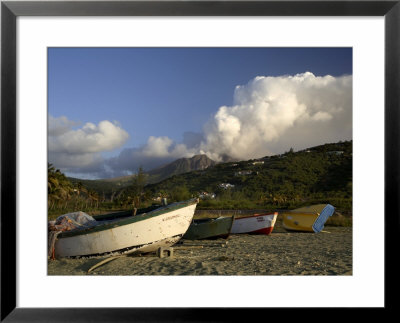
xmin=282 ymin=213 xmax=318 ymax=232
xmin=282 ymin=204 xmax=335 ymax=233
xmin=54 ymin=199 xmax=198 ymax=258
xmin=183 ymin=216 xmax=234 ymax=240
xmin=231 ymin=212 xmax=278 ymax=235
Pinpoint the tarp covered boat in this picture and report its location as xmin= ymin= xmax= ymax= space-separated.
xmin=281 ymin=204 xmax=335 ymax=233
xmin=49 ymin=198 xmax=199 ymax=258
xmin=183 ymin=215 xmax=234 ymax=240
xmin=231 ymin=212 xmax=278 ymax=235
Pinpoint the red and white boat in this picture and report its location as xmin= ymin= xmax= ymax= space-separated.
xmin=231 ymin=212 xmax=278 ymax=235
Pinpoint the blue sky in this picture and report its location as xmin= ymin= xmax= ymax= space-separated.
xmin=48 ymin=47 xmax=352 ymax=179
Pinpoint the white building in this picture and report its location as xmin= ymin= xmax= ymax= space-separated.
xmin=219 ymin=183 xmax=235 ymax=189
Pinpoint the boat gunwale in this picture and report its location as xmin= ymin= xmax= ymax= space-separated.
xmin=235 ymin=212 xmax=278 ymax=220
xmin=57 ymin=198 xmax=198 ymax=239
xmin=282 ymin=211 xmax=320 ymax=216
xmin=192 ymin=215 xmax=233 ymax=225
xmin=281 ymin=204 xmax=334 ymax=216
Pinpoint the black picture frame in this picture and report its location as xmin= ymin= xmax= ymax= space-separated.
xmin=1 ymin=0 xmax=398 ymax=321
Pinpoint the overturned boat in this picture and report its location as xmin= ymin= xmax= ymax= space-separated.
xmin=49 ymin=198 xmax=199 ymax=258
xmin=183 ymin=215 xmax=234 ymax=240
xmin=231 ymin=212 xmax=278 ymax=235
xmin=281 ymin=204 xmax=335 ymax=233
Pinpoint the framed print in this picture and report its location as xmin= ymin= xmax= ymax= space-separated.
xmin=1 ymin=0 xmax=399 ymax=321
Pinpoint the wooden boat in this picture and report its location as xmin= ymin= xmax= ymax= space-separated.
xmin=231 ymin=212 xmax=278 ymax=235
xmin=51 ymin=198 xmax=199 ymax=258
xmin=281 ymin=204 xmax=335 ymax=233
xmin=183 ymin=215 xmax=234 ymax=240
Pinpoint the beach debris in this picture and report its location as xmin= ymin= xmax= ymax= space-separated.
xmin=157 ymin=247 xmax=174 ymax=258
xmin=217 ymin=256 xmax=234 ymax=261
xmin=87 ymin=255 xmax=125 ymax=273
xmin=87 ymin=242 xmax=146 ymax=272
xmin=178 ymin=243 xmax=204 ymax=247
xmin=174 ymin=246 xmax=204 ymax=250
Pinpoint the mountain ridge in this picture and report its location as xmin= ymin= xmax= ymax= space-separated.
xmin=146 ymin=154 xmax=217 ymax=184
xmin=68 ymin=154 xmax=218 ymax=193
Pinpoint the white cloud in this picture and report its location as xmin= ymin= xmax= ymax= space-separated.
xmin=49 ymin=152 xmax=104 ymax=171
xmin=49 ymin=118 xmax=129 ymax=154
xmin=48 ymin=115 xmax=79 ymax=136
xmin=142 ymin=136 xmax=173 ymax=157
xmin=199 ymin=72 xmax=352 ymax=160
xmin=48 ymin=116 xmax=129 ymax=176
xmin=50 ymin=72 xmax=352 ymax=178
xmin=311 ymin=111 xmax=333 ymax=121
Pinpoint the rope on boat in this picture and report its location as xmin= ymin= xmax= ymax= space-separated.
xmin=48 ymin=231 xmax=62 ymax=260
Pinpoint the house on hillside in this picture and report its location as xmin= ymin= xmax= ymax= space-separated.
xmin=235 ymin=170 xmax=253 ymax=176
xmin=219 ymin=183 xmax=235 ymax=189
xmin=153 ymin=196 xmax=162 ymax=202
xmin=199 ymin=192 xmax=216 ymax=199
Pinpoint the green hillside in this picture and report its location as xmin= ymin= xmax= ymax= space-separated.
xmin=146 ymin=141 xmax=352 ymax=212
xmin=50 ymin=140 xmax=352 ymax=218
xmin=68 ymin=176 xmax=134 ymax=200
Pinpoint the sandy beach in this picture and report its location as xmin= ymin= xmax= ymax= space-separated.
xmin=48 ymin=219 xmax=352 ymax=276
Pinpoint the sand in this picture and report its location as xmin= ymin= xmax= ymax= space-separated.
xmin=47 ymin=221 xmax=352 ymax=276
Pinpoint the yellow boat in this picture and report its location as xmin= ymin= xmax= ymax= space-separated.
xmin=281 ymin=204 xmax=335 ymax=233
